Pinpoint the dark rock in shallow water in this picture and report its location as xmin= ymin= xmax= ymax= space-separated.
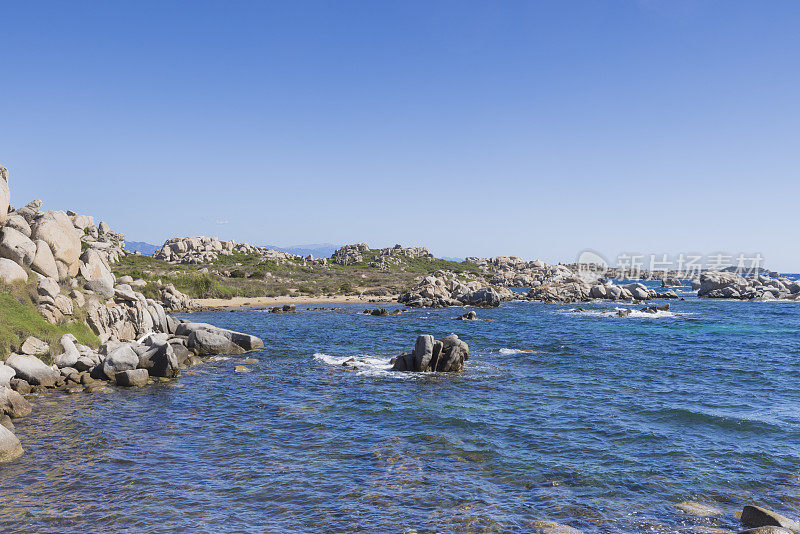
xmin=9 ymin=378 xmax=30 ymax=395
xmin=0 ymin=424 xmax=23 ymax=463
xmin=741 ymin=505 xmax=800 ymax=532
xmin=456 ymin=311 xmax=478 ymax=320
xmin=371 ymin=308 xmax=388 ymax=316
xmin=392 ymin=334 xmax=469 ymax=372
xmin=137 ymin=343 xmax=179 ymax=378
xmin=739 ymin=527 xmax=795 ymax=534
xmin=115 ymin=369 xmax=149 ymax=388
xmin=0 ymin=386 xmax=32 ymax=418
xmin=641 ymin=304 xmax=670 ymax=314
xmin=617 ymin=309 xmax=631 ymax=317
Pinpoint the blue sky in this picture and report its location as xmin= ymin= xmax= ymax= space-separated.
xmin=1 ymin=1 xmax=799 ymax=270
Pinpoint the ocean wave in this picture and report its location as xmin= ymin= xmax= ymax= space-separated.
xmin=313 ymin=352 xmax=405 ymax=378
xmin=498 ymin=348 xmax=538 ymax=355
xmin=565 ymin=308 xmax=683 ymax=319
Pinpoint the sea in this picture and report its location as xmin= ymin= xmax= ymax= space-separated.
xmin=1 ymin=280 xmax=799 ymax=533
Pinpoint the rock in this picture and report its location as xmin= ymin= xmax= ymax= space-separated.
xmin=115 ymin=369 xmax=149 ymax=387
xmin=462 ymin=287 xmax=501 ymax=307
xmin=0 ymin=164 xmax=9 ymax=226
xmin=84 ymin=278 xmax=115 ymax=299
xmin=234 ymin=365 xmax=252 ymax=373
xmin=0 ymin=415 xmax=13 ymax=430
xmin=456 ymin=311 xmax=478 ymax=320
xmin=4 ymin=214 xmax=31 ymax=237
xmin=117 ymin=275 xmax=134 ymax=284
xmin=9 ymin=378 xmax=30 ymax=394
xmin=0 ymin=386 xmax=32 ymax=418
xmin=528 ymin=520 xmax=584 ymax=534
xmin=738 ymin=528 xmax=795 ymax=534
xmin=590 ymin=284 xmax=608 ymax=299
xmin=30 ymin=239 xmax=59 ymax=278
xmin=412 ymin=335 xmax=435 ymax=372
xmin=20 ymin=336 xmax=50 ymax=356
xmin=100 ymin=344 xmax=140 ymax=381
xmin=53 ymin=334 xmax=80 ymax=368
xmin=661 ymin=277 xmax=683 ymax=287
xmin=176 ymin=322 xmax=264 ymax=352
xmin=698 ymin=271 xmax=746 ymax=297
xmin=53 ymin=294 xmax=74 ymax=315
xmin=370 ymin=308 xmax=388 ymax=316
xmin=0 ymin=258 xmax=28 ymax=284
xmin=741 ymin=505 xmax=800 ymax=532
xmin=0 ymin=226 xmax=37 ymax=267
xmin=37 ymin=276 xmax=60 ymax=300
xmin=0 ymin=424 xmax=23 ymax=463
xmin=169 ymin=341 xmax=191 ymax=365
xmin=79 ymin=249 xmax=115 ymax=288
xmin=0 ymin=364 xmax=16 ymax=388
xmin=617 ymin=308 xmax=632 ymax=317
xmin=14 ymin=199 xmax=42 ymax=224
xmin=5 ymin=353 xmax=60 ymax=387
xmin=137 ymin=342 xmax=179 ymax=378
xmin=675 ymin=501 xmax=722 ymax=516
xmin=31 ymin=210 xmax=82 ymax=278
xmin=393 ymin=334 xmax=469 ymax=373
xmin=187 ymin=329 xmax=246 ymax=356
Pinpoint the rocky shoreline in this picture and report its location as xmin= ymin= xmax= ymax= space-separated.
xmin=0 ymin=165 xmax=266 ymax=461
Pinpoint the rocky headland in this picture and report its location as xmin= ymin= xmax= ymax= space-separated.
xmin=0 ymin=164 xmax=265 ymax=461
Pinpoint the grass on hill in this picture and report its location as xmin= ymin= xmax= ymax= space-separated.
xmin=0 ymin=281 xmax=99 ymax=362
xmin=113 ymin=251 xmax=485 ymax=300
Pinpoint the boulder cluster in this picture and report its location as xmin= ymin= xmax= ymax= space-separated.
xmin=0 ymin=321 xmax=263 ymax=461
xmin=529 ymin=280 xmax=679 ymax=304
xmin=0 ymin=164 xmax=265 ymax=462
xmin=155 ymin=236 xmax=304 ymax=264
xmin=330 ymin=242 xmax=370 ymax=266
xmin=698 ymin=271 xmax=800 ymax=301
xmin=391 ymin=334 xmax=469 ymax=372
xmin=398 ymin=272 xmax=512 ymax=308
xmin=330 ymin=243 xmax=433 ymax=269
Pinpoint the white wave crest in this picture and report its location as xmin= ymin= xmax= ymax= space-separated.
xmin=313 ymin=352 xmax=406 ymax=378
xmin=498 ymin=348 xmax=538 ymax=355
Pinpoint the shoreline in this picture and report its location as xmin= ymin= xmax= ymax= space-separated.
xmin=194 ymin=294 xmax=399 ymax=310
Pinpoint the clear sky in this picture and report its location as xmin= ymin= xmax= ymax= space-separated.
xmin=2 ymin=1 xmax=799 ymax=270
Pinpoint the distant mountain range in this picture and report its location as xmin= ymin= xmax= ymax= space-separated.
xmin=125 ymin=241 xmax=341 ymax=258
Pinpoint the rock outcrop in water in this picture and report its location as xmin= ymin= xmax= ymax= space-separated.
xmin=391 ymin=334 xmax=469 ymax=372
xmin=698 ymin=271 xmax=800 ymax=301
xmin=398 ymin=273 xmax=511 ymax=308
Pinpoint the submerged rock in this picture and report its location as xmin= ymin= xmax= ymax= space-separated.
xmin=115 ymin=369 xmax=149 ymax=388
xmin=741 ymin=505 xmax=800 ymax=532
xmin=456 ymin=311 xmax=478 ymax=320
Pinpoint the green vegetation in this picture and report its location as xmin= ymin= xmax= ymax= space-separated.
xmin=0 ymin=281 xmax=98 ymax=361
xmin=112 ymin=249 xmax=486 ymax=300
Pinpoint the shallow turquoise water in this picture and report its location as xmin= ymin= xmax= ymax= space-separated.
xmin=1 ymin=281 xmax=799 ymax=533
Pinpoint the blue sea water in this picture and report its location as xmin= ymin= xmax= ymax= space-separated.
xmin=1 ymin=281 xmax=799 ymax=533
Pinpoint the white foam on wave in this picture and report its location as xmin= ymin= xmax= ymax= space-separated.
xmin=313 ymin=352 xmax=407 ymax=378
xmin=498 ymin=348 xmax=538 ymax=355
xmin=564 ymin=307 xmax=686 ymax=319
xmin=614 ymin=307 xmax=677 ymax=319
